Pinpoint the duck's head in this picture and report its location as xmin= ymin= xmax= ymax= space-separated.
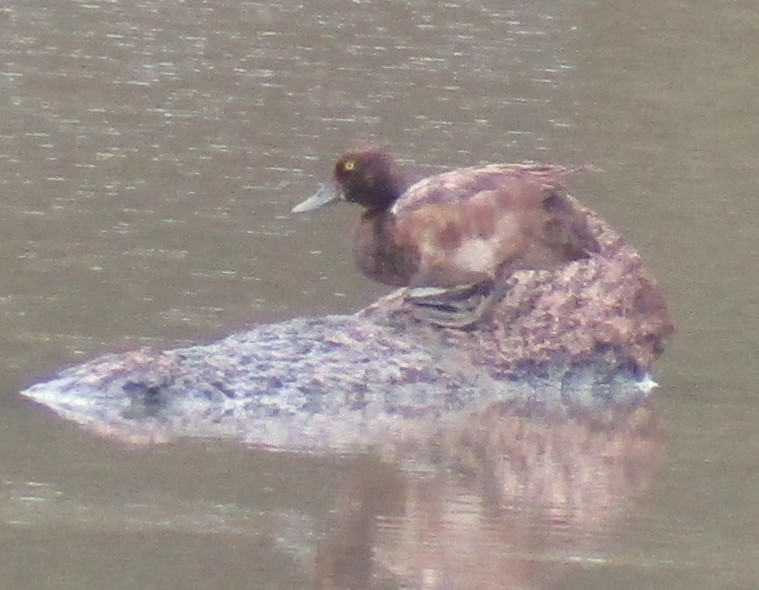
xmin=292 ymin=146 xmax=403 ymax=214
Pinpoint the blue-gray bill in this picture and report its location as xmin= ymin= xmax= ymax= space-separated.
xmin=291 ymin=184 xmax=341 ymax=213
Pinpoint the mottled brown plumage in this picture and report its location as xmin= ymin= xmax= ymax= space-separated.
xmin=335 ymin=147 xmax=597 ymax=289
xmin=294 ymin=146 xmax=599 ymax=327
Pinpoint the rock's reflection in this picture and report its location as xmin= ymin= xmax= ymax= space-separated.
xmin=309 ymin=397 xmax=662 ymax=589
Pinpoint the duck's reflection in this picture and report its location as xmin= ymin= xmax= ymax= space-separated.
xmin=308 ymin=397 xmax=663 ymax=589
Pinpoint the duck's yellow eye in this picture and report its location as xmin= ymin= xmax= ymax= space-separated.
xmin=343 ymin=160 xmax=355 ymax=172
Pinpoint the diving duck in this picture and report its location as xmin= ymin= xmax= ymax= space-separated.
xmin=293 ymin=146 xmax=597 ymax=328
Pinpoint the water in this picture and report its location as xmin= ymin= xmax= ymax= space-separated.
xmin=1 ymin=0 xmax=758 ymax=588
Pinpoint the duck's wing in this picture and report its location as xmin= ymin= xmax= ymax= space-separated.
xmin=392 ymin=163 xmax=568 ymax=215
xmin=391 ymin=163 xmax=599 ymax=283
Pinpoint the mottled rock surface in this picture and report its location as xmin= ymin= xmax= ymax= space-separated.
xmin=21 ymin=197 xmax=673 ymax=451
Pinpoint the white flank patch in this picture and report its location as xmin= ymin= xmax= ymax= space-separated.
xmin=453 ymin=239 xmax=495 ymax=273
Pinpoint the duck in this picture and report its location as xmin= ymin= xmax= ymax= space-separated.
xmin=293 ymin=146 xmax=598 ymax=328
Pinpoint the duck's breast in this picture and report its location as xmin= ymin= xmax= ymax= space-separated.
xmin=352 ymin=211 xmax=421 ymax=287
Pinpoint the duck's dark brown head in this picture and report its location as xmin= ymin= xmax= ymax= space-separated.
xmin=334 ymin=147 xmax=403 ymax=211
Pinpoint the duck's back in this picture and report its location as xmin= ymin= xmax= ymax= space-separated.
xmin=380 ymin=163 xmax=598 ymax=288
xmin=392 ymin=163 xmax=566 ymax=215
xmin=354 ymin=164 xmax=597 ymax=287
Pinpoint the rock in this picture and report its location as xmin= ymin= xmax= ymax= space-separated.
xmin=21 ymin=197 xmax=673 ymax=451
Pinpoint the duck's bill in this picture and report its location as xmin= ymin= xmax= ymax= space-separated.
xmin=291 ymin=184 xmax=341 ymax=213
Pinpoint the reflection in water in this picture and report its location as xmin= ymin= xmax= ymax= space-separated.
xmin=3 ymin=397 xmax=663 ymax=590
xmin=307 ymin=398 xmax=662 ymax=589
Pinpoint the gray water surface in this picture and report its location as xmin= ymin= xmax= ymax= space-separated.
xmin=2 ymin=1 xmax=758 ymax=588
